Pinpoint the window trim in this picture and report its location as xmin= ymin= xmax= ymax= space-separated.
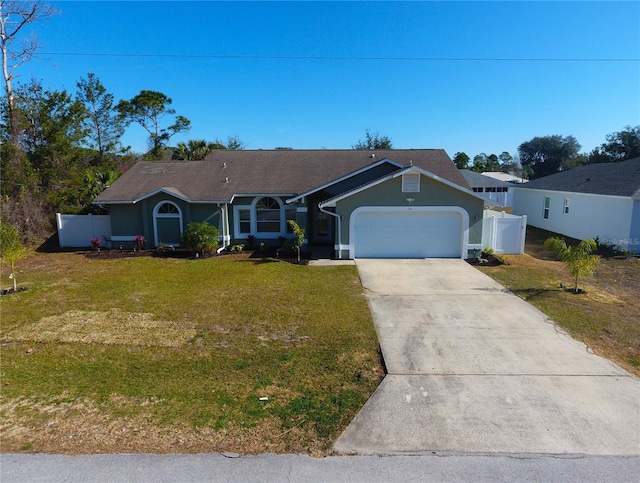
xmin=563 ymin=197 xmax=570 ymax=215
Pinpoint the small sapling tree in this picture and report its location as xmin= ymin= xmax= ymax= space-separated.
xmin=287 ymin=220 xmax=305 ymax=263
xmin=0 ymin=222 xmax=28 ymax=292
xmin=544 ymin=237 xmax=600 ymax=293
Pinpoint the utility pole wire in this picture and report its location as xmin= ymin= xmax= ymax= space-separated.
xmin=38 ymin=52 xmax=640 ymax=63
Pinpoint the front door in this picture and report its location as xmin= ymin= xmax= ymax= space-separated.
xmin=313 ymin=208 xmax=334 ymax=244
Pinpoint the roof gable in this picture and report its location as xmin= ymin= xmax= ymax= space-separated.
xmin=287 ymin=158 xmax=403 ymax=203
xmin=519 ymin=157 xmax=640 ymax=197
xmin=319 ymin=166 xmax=480 ymax=208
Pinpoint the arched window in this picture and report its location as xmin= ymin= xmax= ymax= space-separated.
xmin=157 ymin=203 xmax=179 ymax=214
xmin=255 ymin=197 xmax=281 ymax=233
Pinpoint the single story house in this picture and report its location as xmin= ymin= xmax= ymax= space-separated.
xmin=512 ymin=157 xmax=640 ymax=250
xmin=93 ymin=149 xmax=486 ymax=259
xmin=459 ymin=169 xmax=513 ymax=207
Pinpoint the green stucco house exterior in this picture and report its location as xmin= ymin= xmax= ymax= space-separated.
xmin=93 ymin=149 xmax=485 ymax=259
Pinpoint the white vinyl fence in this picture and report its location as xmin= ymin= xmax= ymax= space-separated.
xmin=482 ymin=209 xmax=527 ymax=255
xmin=56 ymin=213 xmax=112 ymax=248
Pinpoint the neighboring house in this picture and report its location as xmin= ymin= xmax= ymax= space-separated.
xmin=459 ymin=169 xmax=513 ymax=207
xmin=481 ymin=171 xmax=528 ymax=185
xmin=512 ymin=157 xmax=640 ymax=250
xmin=93 ymin=149 xmax=486 ymax=259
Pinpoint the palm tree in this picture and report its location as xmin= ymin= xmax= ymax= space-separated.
xmin=543 ymin=237 xmax=600 ymax=293
xmin=172 ymin=140 xmax=224 ymax=160
xmin=83 ymin=169 xmax=121 ymax=201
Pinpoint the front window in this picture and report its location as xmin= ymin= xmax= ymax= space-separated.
xmin=239 ymin=209 xmax=251 ymax=233
xmin=235 ymin=197 xmax=298 ymax=238
xmin=256 ymin=197 xmax=281 ymax=233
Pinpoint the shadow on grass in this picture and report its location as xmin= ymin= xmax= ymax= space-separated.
xmin=510 ymin=287 xmax=561 ymax=301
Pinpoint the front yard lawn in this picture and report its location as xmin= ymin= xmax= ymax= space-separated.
xmin=0 ymin=251 xmax=383 ymax=455
xmin=476 ymin=226 xmax=640 ymax=376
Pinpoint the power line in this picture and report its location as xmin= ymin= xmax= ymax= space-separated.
xmin=39 ymin=52 xmax=640 ymax=63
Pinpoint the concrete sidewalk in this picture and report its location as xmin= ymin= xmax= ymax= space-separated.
xmin=334 ymin=259 xmax=640 ymax=455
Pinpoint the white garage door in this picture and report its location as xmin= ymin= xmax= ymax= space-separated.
xmin=353 ymin=209 xmax=464 ymax=258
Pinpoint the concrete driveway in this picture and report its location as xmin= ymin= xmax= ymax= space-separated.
xmin=333 ymin=259 xmax=640 ymax=455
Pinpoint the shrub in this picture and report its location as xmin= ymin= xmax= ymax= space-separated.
xmin=135 ymin=235 xmax=146 ymax=250
xmin=180 ymin=222 xmax=219 ymax=256
xmin=246 ymin=234 xmax=256 ymax=249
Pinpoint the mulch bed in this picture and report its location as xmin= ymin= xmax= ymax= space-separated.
xmin=465 ymin=254 xmax=506 ymax=267
xmin=82 ymin=247 xmax=312 ymax=264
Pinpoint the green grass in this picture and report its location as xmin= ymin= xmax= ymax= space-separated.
xmin=476 ymin=226 xmax=640 ymax=375
xmin=0 ymin=252 xmax=383 ymax=454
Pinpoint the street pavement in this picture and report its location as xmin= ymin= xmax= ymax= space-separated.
xmin=2 ymin=452 xmax=639 ymax=482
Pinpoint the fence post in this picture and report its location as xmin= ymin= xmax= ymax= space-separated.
xmin=519 ymin=215 xmax=527 ymax=254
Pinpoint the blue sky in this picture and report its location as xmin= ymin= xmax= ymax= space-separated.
xmin=22 ymin=1 xmax=640 ymax=158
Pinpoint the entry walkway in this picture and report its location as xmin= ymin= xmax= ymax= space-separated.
xmin=334 ymin=259 xmax=640 ymax=455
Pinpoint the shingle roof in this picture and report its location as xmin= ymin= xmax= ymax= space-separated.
xmin=95 ymin=149 xmax=468 ymax=203
xmin=460 ymin=170 xmax=511 ymax=188
xmin=518 ymin=157 xmax=640 ymax=197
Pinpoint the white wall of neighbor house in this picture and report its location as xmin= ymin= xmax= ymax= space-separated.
xmin=513 ymin=188 xmax=634 ymax=248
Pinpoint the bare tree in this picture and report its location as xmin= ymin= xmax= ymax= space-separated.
xmin=0 ymin=1 xmax=56 ymax=144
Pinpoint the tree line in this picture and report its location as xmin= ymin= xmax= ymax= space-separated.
xmin=452 ymin=126 xmax=640 ymax=180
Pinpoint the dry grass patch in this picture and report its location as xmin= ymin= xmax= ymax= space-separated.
xmin=0 ymin=395 xmax=324 ymax=455
xmin=2 ymin=308 xmax=196 ymax=347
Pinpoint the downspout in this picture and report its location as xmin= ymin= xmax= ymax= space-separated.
xmin=213 ymin=203 xmax=231 ymax=254
xmin=210 ymin=203 xmax=231 ymax=253
xmin=319 ymin=203 xmax=343 ymax=259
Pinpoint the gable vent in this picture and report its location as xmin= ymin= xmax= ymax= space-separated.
xmin=402 ymin=173 xmax=420 ymax=193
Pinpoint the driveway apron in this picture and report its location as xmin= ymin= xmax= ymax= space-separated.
xmin=333 ymin=259 xmax=640 ymax=455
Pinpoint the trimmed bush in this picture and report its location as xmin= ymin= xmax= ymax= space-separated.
xmin=180 ymin=222 xmax=219 ymax=256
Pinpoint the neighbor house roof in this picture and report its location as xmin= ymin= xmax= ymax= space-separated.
xmin=94 ymin=149 xmax=469 ymax=204
xmin=517 ymin=157 xmax=640 ymax=197
xmin=460 ymin=170 xmax=511 ymax=189
xmin=481 ymin=172 xmax=528 ymax=184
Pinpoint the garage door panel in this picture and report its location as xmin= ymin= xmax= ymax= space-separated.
xmin=354 ymin=210 xmax=463 ymax=258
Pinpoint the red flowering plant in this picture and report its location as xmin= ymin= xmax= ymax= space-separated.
xmin=135 ymin=235 xmax=145 ymax=250
xmin=91 ymin=237 xmax=101 ymax=250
